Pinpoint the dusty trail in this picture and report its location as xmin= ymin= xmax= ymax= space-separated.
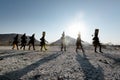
xmin=0 ymin=46 xmax=120 ymax=80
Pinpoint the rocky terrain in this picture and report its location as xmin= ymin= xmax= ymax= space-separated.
xmin=0 ymin=46 xmax=120 ymax=80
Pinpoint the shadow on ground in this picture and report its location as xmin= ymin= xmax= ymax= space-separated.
xmin=0 ymin=51 xmax=62 ymax=80
xmin=76 ymin=52 xmax=105 ymax=80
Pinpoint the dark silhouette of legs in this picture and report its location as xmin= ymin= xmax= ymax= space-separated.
xmin=28 ymin=43 xmax=35 ymax=50
xmin=41 ymin=44 xmax=47 ymax=51
xmin=20 ymin=44 xmax=26 ymax=50
xmin=61 ymin=44 xmax=66 ymax=51
xmin=23 ymin=45 xmax=25 ymax=50
xmin=94 ymin=46 xmax=98 ymax=53
xmin=12 ymin=44 xmax=19 ymax=50
xmin=76 ymin=45 xmax=84 ymax=53
xmin=12 ymin=44 xmax=15 ymax=50
xmin=40 ymin=47 xmax=42 ymax=51
xmin=94 ymin=44 xmax=103 ymax=53
xmin=16 ymin=44 xmax=19 ymax=50
xmin=80 ymin=45 xmax=84 ymax=53
xmin=28 ymin=43 xmax=31 ymax=50
xmin=44 ymin=45 xmax=47 ymax=51
xmin=33 ymin=44 xmax=35 ymax=50
xmin=99 ymin=44 xmax=103 ymax=53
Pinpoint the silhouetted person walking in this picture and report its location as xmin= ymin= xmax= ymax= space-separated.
xmin=20 ymin=33 xmax=27 ymax=50
xmin=76 ymin=33 xmax=84 ymax=53
xmin=12 ymin=34 xmax=19 ymax=50
xmin=61 ymin=32 xmax=66 ymax=51
xmin=92 ymin=29 xmax=103 ymax=53
xmin=40 ymin=31 xmax=48 ymax=51
xmin=28 ymin=34 xmax=35 ymax=50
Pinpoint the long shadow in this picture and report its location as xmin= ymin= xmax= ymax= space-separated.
xmin=97 ymin=52 xmax=120 ymax=63
xmin=76 ymin=53 xmax=104 ymax=80
xmin=0 ymin=50 xmax=16 ymax=55
xmin=0 ymin=51 xmax=62 ymax=80
xmin=0 ymin=51 xmax=31 ymax=60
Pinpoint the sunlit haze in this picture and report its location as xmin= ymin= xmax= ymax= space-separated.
xmin=65 ymin=12 xmax=88 ymax=40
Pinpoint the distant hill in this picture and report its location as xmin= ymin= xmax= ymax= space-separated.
xmin=0 ymin=33 xmax=40 ymax=46
xmin=50 ymin=36 xmax=89 ymax=46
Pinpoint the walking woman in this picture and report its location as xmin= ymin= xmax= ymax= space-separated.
xmin=28 ymin=34 xmax=35 ymax=50
xmin=76 ymin=33 xmax=84 ymax=53
xmin=20 ymin=33 xmax=27 ymax=50
xmin=92 ymin=29 xmax=103 ymax=53
xmin=12 ymin=34 xmax=19 ymax=50
xmin=61 ymin=32 xmax=66 ymax=51
xmin=40 ymin=31 xmax=48 ymax=51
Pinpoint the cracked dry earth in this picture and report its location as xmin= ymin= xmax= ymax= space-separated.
xmin=0 ymin=46 xmax=120 ymax=80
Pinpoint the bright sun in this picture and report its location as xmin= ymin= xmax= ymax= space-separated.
xmin=66 ymin=20 xmax=87 ymax=39
xmin=65 ymin=12 xmax=87 ymax=40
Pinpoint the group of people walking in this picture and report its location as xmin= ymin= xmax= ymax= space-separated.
xmin=12 ymin=29 xmax=103 ymax=53
xmin=12 ymin=31 xmax=47 ymax=51
xmin=60 ymin=31 xmax=85 ymax=53
xmin=60 ymin=29 xmax=103 ymax=53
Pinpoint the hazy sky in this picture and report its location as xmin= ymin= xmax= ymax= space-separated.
xmin=0 ymin=0 xmax=120 ymax=44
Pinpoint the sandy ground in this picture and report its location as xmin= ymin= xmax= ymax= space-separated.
xmin=0 ymin=46 xmax=120 ymax=80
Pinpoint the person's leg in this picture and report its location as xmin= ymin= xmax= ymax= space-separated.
xmin=76 ymin=44 xmax=80 ymax=52
xmin=23 ymin=44 xmax=25 ymax=50
xmin=16 ymin=44 xmax=19 ymax=50
xmin=28 ymin=43 xmax=31 ymax=50
xmin=29 ymin=45 xmax=31 ymax=50
xmin=33 ymin=43 xmax=35 ymax=50
xmin=95 ymin=45 xmax=97 ymax=53
xmin=41 ymin=45 xmax=43 ymax=51
xmin=12 ymin=43 xmax=15 ymax=50
xmin=20 ymin=44 xmax=23 ymax=49
xmin=80 ymin=45 xmax=84 ymax=53
xmin=64 ymin=45 xmax=66 ymax=51
xmin=44 ymin=44 xmax=47 ymax=50
xmin=99 ymin=44 xmax=103 ymax=53
xmin=76 ymin=46 xmax=78 ymax=52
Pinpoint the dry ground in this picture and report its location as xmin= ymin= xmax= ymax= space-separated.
xmin=0 ymin=46 xmax=120 ymax=80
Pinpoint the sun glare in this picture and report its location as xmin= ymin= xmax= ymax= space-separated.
xmin=66 ymin=20 xmax=87 ymax=39
xmin=65 ymin=12 xmax=88 ymax=40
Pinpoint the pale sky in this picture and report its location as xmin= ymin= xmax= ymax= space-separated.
xmin=0 ymin=0 xmax=120 ymax=44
